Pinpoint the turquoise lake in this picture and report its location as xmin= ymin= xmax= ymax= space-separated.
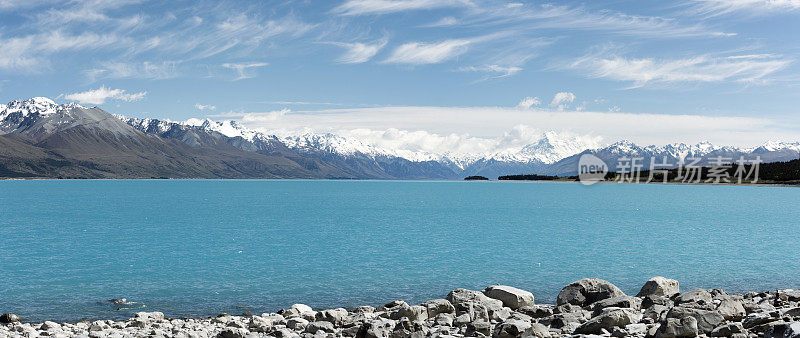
xmin=1 ymin=180 xmax=798 ymax=322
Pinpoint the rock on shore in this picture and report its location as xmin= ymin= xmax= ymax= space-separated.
xmin=2 ymin=277 xmax=800 ymax=337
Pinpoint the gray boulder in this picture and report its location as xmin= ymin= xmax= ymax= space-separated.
xmin=40 ymin=321 xmax=61 ymax=331
xmin=433 ymin=313 xmax=453 ymax=326
xmin=523 ymin=323 xmax=551 ymax=338
xmin=667 ymin=306 xmax=725 ymax=334
xmin=446 ymin=288 xmax=503 ymax=313
xmin=391 ymin=305 xmax=428 ymax=322
xmin=0 ymin=313 xmax=20 ymax=323
xmin=287 ymin=317 xmax=309 ymax=331
xmin=493 ymin=319 xmax=533 ymax=338
xmin=491 ymin=307 xmax=513 ymax=322
xmin=743 ymin=312 xmax=780 ymax=329
xmin=304 ymin=321 xmax=335 ymax=334
xmin=710 ymin=322 xmax=745 ymax=337
xmin=453 ymin=313 xmax=471 ymax=326
xmin=656 ymin=316 xmax=699 ymax=338
xmin=644 ymin=304 xmax=671 ymax=322
xmin=675 ymin=289 xmax=714 ymax=309
xmin=483 ymin=285 xmax=535 ymax=309
xmin=574 ymin=308 xmax=642 ymax=334
xmin=465 ymin=321 xmax=492 ymax=336
xmin=764 ymin=322 xmax=800 ymax=338
xmin=592 ymin=296 xmax=642 ymax=314
xmin=217 ymin=327 xmax=249 ymax=338
xmin=317 ymin=308 xmax=348 ymax=324
xmin=717 ymin=298 xmax=746 ymax=321
xmin=778 ymin=290 xmax=800 ymax=302
xmin=358 ymin=318 xmax=395 ymax=338
xmin=638 ymin=277 xmax=680 ymax=297
xmin=274 ymin=328 xmax=299 ymax=338
xmin=420 ymin=299 xmax=454 ymax=318
xmin=557 ymin=278 xmax=626 ymax=307
xmin=284 ymin=304 xmax=314 ymax=318
xmin=134 ymin=311 xmax=165 ymax=322
xmin=517 ymin=305 xmax=553 ymax=318
xmin=781 ymin=307 xmax=800 ymax=318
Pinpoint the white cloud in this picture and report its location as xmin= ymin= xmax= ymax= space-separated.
xmin=330 ymin=38 xmax=388 ymax=63
xmin=385 ymin=39 xmax=471 ymax=65
xmin=232 ymin=105 xmax=796 ymax=147
xmin=222 ymin=62 xmax=269 ymax=80
xmin=569 ymin=52 xmax=792 ymax=87
xmin=458 ymin=64 xmax=523 ymax=80
xmin=223 ymin=109 xmax=291 ymax=124
xmin=86 ymin=61 xmax=179 ymax=81
xmin=425 ymin=16 xmax=459 ymax=27
xmin=453 ymin=2 xmax=732 ymax=38
xmin=550 ymin=92 xmax=576 ymax=109
xmin=63 ymin=86 xmax=147 ymax=105
xmin=195 ymin=104 xmax=216 ymax=111
xmin=0 ymin=2 xmax=315 ymax=75
xmin=689 ymin=0 xmax=800 ymax=16
xmin=332 ymin=0 xmax=471 ymax=15
xmin=516 ymin=97 xmax=541 ymax=109
xmin=0 ymin=31 xmax=123 ymax=70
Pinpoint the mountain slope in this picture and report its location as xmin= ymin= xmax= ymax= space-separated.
xmin=546 ymin=140 xmax=800 ymax=176
xmin=123 ymin=117 xmax=460 ymax=179
xmin=0 ymin=99 xmax=326 ymax=178
xmin=3 ymin=97 xmax=800 ymax=179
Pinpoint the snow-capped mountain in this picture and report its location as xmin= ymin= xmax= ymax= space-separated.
xmin=3 ymin=97 xmax=800 ymax=179
xmin=0 ymin=97 xmax=82 ymax=134
xmin=487 ymin=131 xmax=602 ymax=164
xmin=120 ymin=115 xmax=601 ymax=168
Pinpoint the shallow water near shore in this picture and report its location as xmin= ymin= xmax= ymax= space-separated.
xmin=1 ymin=179 xmax=799 ymax=322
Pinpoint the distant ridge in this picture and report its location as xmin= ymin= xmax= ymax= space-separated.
xmin=1 ymin=97 xmax=799 ymax=179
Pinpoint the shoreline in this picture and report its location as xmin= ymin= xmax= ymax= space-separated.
xmin=2 ymin=177 xmax=799 ymax=188
xmin=3 ymin=278 xmax=799 ymax=337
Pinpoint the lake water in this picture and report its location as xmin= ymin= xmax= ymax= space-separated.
xmin=1 ymin=180 xmax=798 ymax=322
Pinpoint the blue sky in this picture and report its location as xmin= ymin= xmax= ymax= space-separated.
xmin=1 ymin=0 xmax=799 ymax=147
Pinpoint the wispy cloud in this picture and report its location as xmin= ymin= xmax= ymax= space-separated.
xmin=195 ymin=104 xmax=216 ymax=111
xmin=332 ymin=0 xmax=472 ymax=16
xmin=222 ymin=62 xmax=269 ymax=80
xmin=457 ymin=64 xmax=523 ymax=80
xmin=569 ymin=51 xmax=792 ymax=87
xmin=453 ymin=2 xmax=733 ymax=38
xmin=329 ymin=38 xmax=388 ymax=64
xmin=0 ymin=2 xmax=315 ymax=76
xmin=0 ymin=31 xmax=123 ymax=71
xmin=384 ymin=39 xmax=471 ymax=65
xmin=687 ymin=0 xmax=800 ymax=17
xmin=241 ymin=108 xmax=291 ymax=123
xmin=86 ymin=61 xmax=179 ymax=81
xmin=424 ymin=16 xmax=459 ymax=27
xmin=63 ymin=86 xmax=147 ymax=105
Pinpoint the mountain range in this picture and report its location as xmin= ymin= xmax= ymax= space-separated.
xmin=1 ymin=97 xmax=798 ymax=179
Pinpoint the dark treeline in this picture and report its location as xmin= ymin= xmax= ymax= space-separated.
xmin=497 ymin=159 xmax=800 ymax=184
xmin=498 ymin=174 xmax=565 ymax=181
xmin=629 ymin=158 xmax=800 ymax=184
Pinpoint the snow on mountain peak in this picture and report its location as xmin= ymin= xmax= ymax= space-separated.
xmin=1 ymin=97 xmax=85 ymax=123
xmin=759 ymin=140 xmax=800 ymax=152
xmin=197 ymin=119 xmax=260 ymax=141
xmin=488 ymin=131 xmax=602 ymax=164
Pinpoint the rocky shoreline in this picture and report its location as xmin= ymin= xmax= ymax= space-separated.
xmin=2 ymin=277 xmax=799 ymax=338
